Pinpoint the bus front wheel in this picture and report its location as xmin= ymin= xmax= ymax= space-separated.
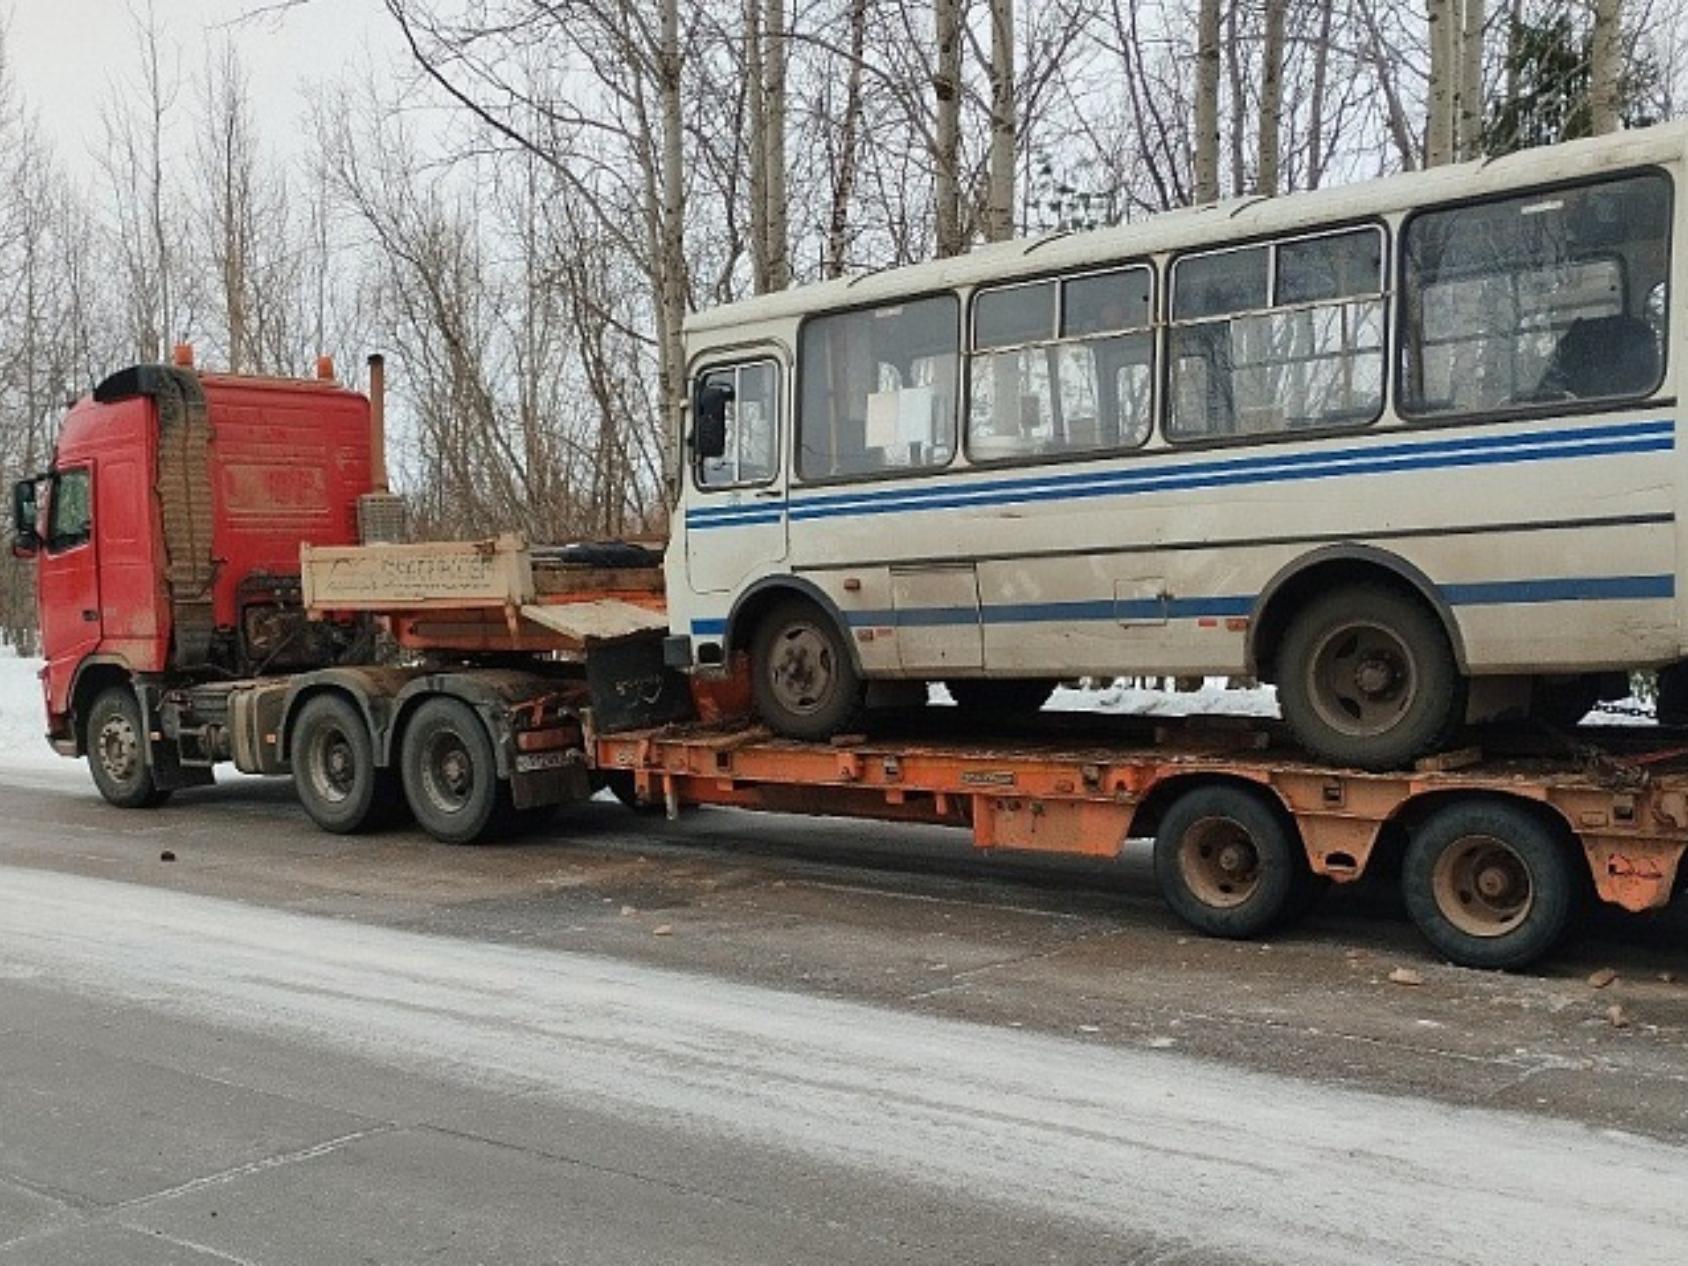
xmin=749 ymin=598 xmax=866 ymax=741
xmin=1275 ymin=584 xmax=1464 ymax=770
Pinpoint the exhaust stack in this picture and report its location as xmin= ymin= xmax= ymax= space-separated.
xmin=356 ymin=352 xmax=407 ymax=544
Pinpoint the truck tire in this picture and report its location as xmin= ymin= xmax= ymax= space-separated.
xmin=749 ymin=598 xmax=866 ymax=741
xmin=86 ymin=685 xmax=172 ymax=809
xmin=1275 ymin=584 xmax=1464 ymax=771
xmin=400 ymin=696 xmax=509 ymax=845
xmin=1152 ymin=783 xmax=1312 ymax=939
xmin=292 ymin=693 xmax=386 ymax=834
xmin=945 ymin=679 xmax=1057 ymax=715
xmin=1402 ymin=798 xmax=1578 ymax=970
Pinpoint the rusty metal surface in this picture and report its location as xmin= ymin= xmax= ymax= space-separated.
xmin=593 ymin=715 xmax=1688 ymax=914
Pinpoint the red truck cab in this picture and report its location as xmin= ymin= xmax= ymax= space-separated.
xmin=12 ymin=362 xmax=374 ymax=755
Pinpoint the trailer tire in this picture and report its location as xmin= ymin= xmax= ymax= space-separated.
xmin=1153 ymin=784 xmax=1309 ymax=939
xmin=400 ymin=697 xmax=509 ymax=845
xmin=292 ymin=693 xmax=385 ymax=834
xmin=1402 ymin=799 xmax=1577 ymax=970
xmin=86 ymin=685 xmax=171 ymax=809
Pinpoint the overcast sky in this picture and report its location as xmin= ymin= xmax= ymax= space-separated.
xmin=5 ymin=0 xmax=405 ymax=177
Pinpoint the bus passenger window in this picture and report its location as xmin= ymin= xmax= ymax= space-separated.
xmin=798 ymin=295 xmax=958 ymax=480
xmin=696 ymin=360 xmax=779 ymax=489
xmin=1168 ymin=229 xmax=1384 ymax=442
xmin=967 ymin=264 xmax=1155 ymax=463
xmin=1400 ymin=171 xmax=1670 ymax=417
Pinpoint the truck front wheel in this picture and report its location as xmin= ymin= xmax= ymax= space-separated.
xmin=86 ymin=685 xmax=171 ymax=809
xmin=292 ymin=693 xmax=387 ymax=834
xmin=400 ymin=697 xmax=509 ymax=845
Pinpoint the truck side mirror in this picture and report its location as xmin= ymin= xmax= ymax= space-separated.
xmin=9 ymin=478 xmax=39 ymax=559
xmin=693 ymin=381 xmax=733 ymax=461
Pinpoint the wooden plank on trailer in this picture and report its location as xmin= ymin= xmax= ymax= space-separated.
xmin=520 ymin=600 xmax=668 ymax=644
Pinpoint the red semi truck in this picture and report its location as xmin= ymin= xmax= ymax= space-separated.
xmin=10 ymin=355 xmax=1688 ymax=969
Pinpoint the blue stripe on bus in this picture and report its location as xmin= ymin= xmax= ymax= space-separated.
xmin=686 ymin=573 xmax=1676 ymax=637
xmin=683 ymin=419 xmax=1674 ymax=529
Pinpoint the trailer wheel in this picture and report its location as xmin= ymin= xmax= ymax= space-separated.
xmin=1152 ymin=784 xmax=1309 ymax=939
xmin=86 ymin=685 xmax=171 ymax=809
xmin=292 ymin=694 xmax=385 ymax=834
xmin=1402 ymin=799 xmax=1577 ymax=970
xmin=400 ymin=697 xmax=509 ymax=845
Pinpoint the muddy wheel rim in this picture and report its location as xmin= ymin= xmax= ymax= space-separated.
xmin=421 ymin=730 xmax=475 ymax=815
xmin=769 ymin=622 xmax=837 ymax=716
xmin=1430 ymin=833 xmax=1534 ymax=938
xmin=1305 ymin=619 xmax=1419 ymax=738
xmin=96 ymin=712 xmax=141 ymax=785
xmin=306 ymin=726 xmax=358 ymax=805
xmin=1177 ymin=815 xmax=1262 ymax=909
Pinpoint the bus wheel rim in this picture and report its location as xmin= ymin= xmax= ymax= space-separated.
xmin=1430 ymin=833 xmax=1534 ymax=938
xmin=1178 ymin=815 xmax=1262 ymax=909
xmin=770 ymin=622 xmax=835 ymax=715
xmin=1305 ymin=619 xmax=1419 ymax=738
xmin=97 ymin=714 xmax=141 ymax=784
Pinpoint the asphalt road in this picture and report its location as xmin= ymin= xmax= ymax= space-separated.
xmin=3 ymin=764 xmax=1688 ymax=1265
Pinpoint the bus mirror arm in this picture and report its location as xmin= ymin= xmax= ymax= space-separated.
xmin=9 ymin=478 xmax=39 ymax=559
xmin=694 ymin=382 xmax=733 ymax=460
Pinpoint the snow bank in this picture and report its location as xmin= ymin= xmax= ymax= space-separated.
xmin=0 ymin=645 xmax=68 ymax=773
xmin=1048 ymin=676 xmax=1280 ymax=719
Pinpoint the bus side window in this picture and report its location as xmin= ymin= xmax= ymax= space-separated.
xmin=966 ymin=264 xmax=1154 ymax=463
xmin=1168 ymin=229 xmax=1385 ymax=442
xmin=798 ymin=296 xmax=958 ymax=480
xmin=1399 ymin=171 xmax=1670 ymax=418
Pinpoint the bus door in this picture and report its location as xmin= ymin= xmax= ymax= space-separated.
xmin=686 ymin=358 xmax=789 ymax=594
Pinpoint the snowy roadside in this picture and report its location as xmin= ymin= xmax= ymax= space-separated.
xmin=0 ymin=646 xmax=82 ymax=781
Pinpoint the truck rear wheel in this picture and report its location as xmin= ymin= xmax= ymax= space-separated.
xmin=1152 ymin=783 xmax=1311 ymax=939
xmin=400 ymin=697 xmax=509 ymax=845
xmin=86 ymin=685 xmax=171 ymax=809
xmin=292 ymin=693 xmax=387 ymax=834
xmin=1402 ymin=798 xmax=1578 ymax=970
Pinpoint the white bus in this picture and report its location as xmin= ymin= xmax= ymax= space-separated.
xmin=665 ymin=123 xmax=1684 ymax=769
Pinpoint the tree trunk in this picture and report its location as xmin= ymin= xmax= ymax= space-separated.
xmin=1426 ymin=0 xmax=1455 ymax=166
xmin=826 ymin=0 xmax=867 ymax=279
xmin=658 ymin=0 xmax=688 ymax=458
xmin=1226 ymin=0 xmax=1246 ymax=197
xmin=1259 ymin=0 xmax=1288 ymax=196
xmin=763 ymin=0 xmax=789 ymax=288
xmin=934 ymin=0 xmax=964 ymax=256
xmin=1307 ymin=0 xmax=1335 ymax=189
xmin=1194 ymin=0 xmax=1221 ymax=203
xmin=1458 ymin=0 xmax=1485 ymax=159
xmin=744 ymin=0 xmax=770 ymax=292
xmin=984 ymin=0 xmax=1016 ymax=242
xmin=1590 ymin=0 xmax=1623 ymax=134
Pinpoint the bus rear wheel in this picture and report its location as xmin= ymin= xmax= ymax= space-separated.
xmin=749 ymin=598 xmax=866 ymax=740
xmin=86 ymin=685 xmax=171 ymax=809
xmin=1275 ymin=584 xmax=1464 ymax=770
xmin=1402 ymin=798 xmax=1578 ymax=970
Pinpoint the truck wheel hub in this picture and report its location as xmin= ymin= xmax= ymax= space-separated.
xmin=98 ymin=716 xmax=140 ymax=782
